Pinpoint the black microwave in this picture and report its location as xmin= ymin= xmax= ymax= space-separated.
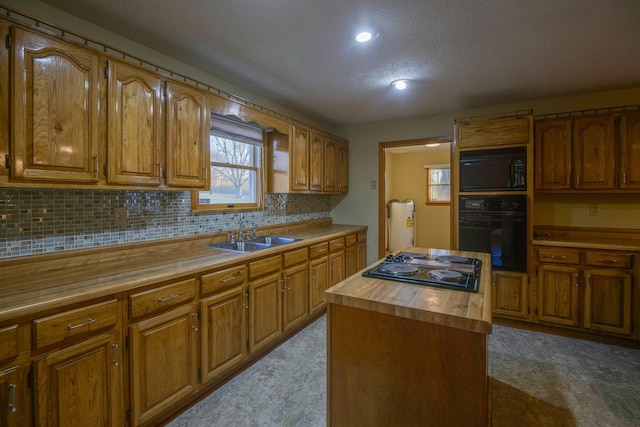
xmin=459 ymin=147 xmax=526 ymax=192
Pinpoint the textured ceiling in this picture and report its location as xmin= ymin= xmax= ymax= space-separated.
xmin=35 ymin=0 xmax=640 ymax=126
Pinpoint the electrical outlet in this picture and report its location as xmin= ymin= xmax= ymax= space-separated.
xmin=114 ymin=207 xmax=127 ymax=226
xmin=589 ymin=204 xmax=599 ymax=216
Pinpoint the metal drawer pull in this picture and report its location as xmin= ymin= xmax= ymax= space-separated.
xmin=112 ymin=343 xmax=119 ymax=367
xmin=9 ymin=384 xmax=16 ymax=412
xmin=243 ymin=292 xmax=249 ymax=309
xmin=316 ymin=248 xmax=326 ymax=253
xmin=67 ymin=318 xmax=96 ymax=330
xmin=192 ymin=312 xmax=199 ymax=331
xmin=599 ymin=258 xmax=618 ymax=264
xmin=158 ymin=293 xmax=179 ymax=303
xmin=544 ymin=255 xmax=567 ymax=260
xmin=220 ymin=275 xmax=237 ymax=283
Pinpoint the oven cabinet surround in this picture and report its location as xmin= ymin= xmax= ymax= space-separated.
xmin=535 ymin=111 xmax=640 ymax=192
xmin=492 ymin=270 xmax=531 ymax=320
xmin=324 ymin=248 xmax=492 ymax=427
xmin=0 ymin=221 xmax=367 ymax=427
xmin=266 ymin=127 xmax=349 ymax=194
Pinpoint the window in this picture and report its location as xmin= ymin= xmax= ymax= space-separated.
xmin=425 ymin=166 xmax=450 ymax=205
xmin=192 ymin=115 xmax=263 ymax=211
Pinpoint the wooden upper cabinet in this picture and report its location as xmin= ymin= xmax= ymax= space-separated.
xmin=534 ymin=118 xmax=572 ymax=190
xmin=11 ymin=27 xmax=100 ymax=183
xmin=324 ymin=137 xmax=338 ymax=192
xmin=309 ymin=132 xmax=324 ymax=191
xmin=572 ymin=115 xmax=615 ymax=190
xmin=337 ymin=140 xmax=349 ymax=192
xmin=107 ymin=60 xmax=163 ymax=186
xmin=619 ymin=112 xmax=640 ymax=189
xmin=291 ymin=126 xmax=310 ymax=191
xmin=456 ymin=115 xmax=532 ymax=148
xmin=164 ymin=80 xmax=209 ymax=189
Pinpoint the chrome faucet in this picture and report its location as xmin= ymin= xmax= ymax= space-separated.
xmin=238 ymin=214 xmax=245 ymax=241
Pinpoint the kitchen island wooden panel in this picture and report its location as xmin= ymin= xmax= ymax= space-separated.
xmin=325 ymin=247 xmax=492 ymax=427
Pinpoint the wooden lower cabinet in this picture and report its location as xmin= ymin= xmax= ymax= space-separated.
xmin=33 ymin=332 xmax=123 ymax=427
xmin=583 ymin=268 xmax=632 ymax=335
xmin=492 ymin=270 xmax=530 ymax=320
xmin=282 ymin=262 xmax=309 ymax=331
xmin=0 ymin=366 xmax=20 ymax=427
xmin=537 ymin=264 xmax=580 ymax=327
xmin=129 ymin=304 xmax=198 ymax=426
xmin=535 ymin=246 xmax=634 ymax=337
xmin=200 ymin=285 xmax=248 ymax=383
xmin=329 ymin=251 xmax=345 ymax=287
xmin=309 ymin=255 xmax=329 ymax=314
xmin=248 ymin=271 xmax=283 ymax=353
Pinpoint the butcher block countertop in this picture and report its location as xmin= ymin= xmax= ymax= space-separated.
xmin=0 ymin=222 xmax=366 ymax=323
xmin=532 ymin=237 xmax=640 ymax=251
xmin=323 ymin=247 xmax=493 ymax=335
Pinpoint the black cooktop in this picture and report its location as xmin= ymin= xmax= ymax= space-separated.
xmin=361 ymin=252 xmax=481 ymax=292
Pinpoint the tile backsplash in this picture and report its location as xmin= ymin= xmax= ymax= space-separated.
xmin=0 ymin=189 xmax=331 ymax=258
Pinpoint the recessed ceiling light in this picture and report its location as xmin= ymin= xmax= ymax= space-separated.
xmin=425 ymin=143 xmax=441 ymax=148
xmin=391 ymin=79 xmax=408 ymax=90
xmin=355 ymin=31 xmax=373 ymax=43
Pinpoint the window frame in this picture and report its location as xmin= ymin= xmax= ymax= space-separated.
xmin=425 ymin=165 xmax=451 ymax=206
xmin=191 ymin=116 xmax=265 ymax=212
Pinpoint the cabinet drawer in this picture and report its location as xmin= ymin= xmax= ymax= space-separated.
xmin=329 ymin=238 xmax=345 ymax=252
xmin=309 ymin=242 xmax=328 ymax=259
xmin=585 ymin=251 xmax=632 ymax=269
xmin=357 ymin=231 xmax=367 ymax=243
xmin=201 ymin=265 xmax=247 ymax=296
xmin=283 ymin=247 xmax=308 ymax=268
xmin=129 ymin=278 xmax=197 ymax=319
xmin=537 ymin=247 xmax=580 ymax=264
xmin=249 ymin=255 xmax=282 ymax=279
xmin=33 ymin=299 xmax=118 ymax=350
xmin=0 ymin=324 xmax=19 ymax=361
xmin=345 ymin=234 xmax=357 ymax=247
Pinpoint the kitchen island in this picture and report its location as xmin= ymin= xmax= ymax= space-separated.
xmin=324 ymin=247 xmax=492 ymax=427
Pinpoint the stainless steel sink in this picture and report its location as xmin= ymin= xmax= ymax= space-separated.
xmin=203 ymin=241 xmax=271 ymax=253
xmin=248 ymin=236 xmax=301 ymax=246
xmin=204 ymin=236 xmax=301 ymax=253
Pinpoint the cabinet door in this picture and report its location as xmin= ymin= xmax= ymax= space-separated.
xmin=107 ymin=60 xmax=163 ymax=186
xmin=329 ymin=251 xmax=345 ymax=287
xmin=309 ymin=256 xmax=329 ymax=314
xmin=249 ymin=272 xmax=282 ymax=353
xmin=492 ymin=271 xmax=529 ymax=320
xmin=337 ymin=140 xmax=349 ymax=192
xmin=283 ymin=262 xmax=309 ymax=331
xmin=309 ymin=132 xmax=324 ymax=191
xmin=583 ymin=268 xmax=632 ymax=335
xmin=619 ymin=112 xmax=640 ymax=189
xmin=345 ymin=245 xmax=358 ymax=278
xmin=201 ymin=285 xmax=248 ymax=383
xmin=11 ymin=27 xmax=100 ymax=183
xmin=129 ymin=304 xmax=197 ymax=426
xmin=291 ymin=126 xmax=309 ymax=191
xmin=573 ymin=115 xmax=615 ymax=190
xmin=0 ymin=366 xmax=19 ymax=427
xmin=534 ymin=119 xmax=572 ymax=190
xmin=357 ymin=242 xmax=367 ymax=271
xmin=165 ymin=80 xmax=209 ymax=188
xmin=324 ymin=138 xmax=338 ymax=192
xmin=33 ymin=332 xmax=123 ymax=427
xmin=537 ymin=264 xmax=580 ymax=327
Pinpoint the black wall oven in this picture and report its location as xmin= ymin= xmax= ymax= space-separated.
xmin=458 ymin=195 xmax=527 ymax=271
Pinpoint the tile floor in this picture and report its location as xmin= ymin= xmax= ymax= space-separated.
xmin=165 ymin=315 xmax=640 ymax=427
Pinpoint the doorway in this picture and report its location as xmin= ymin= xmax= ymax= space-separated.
xmin=377 ymin=136 xmax=453 ymax=259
